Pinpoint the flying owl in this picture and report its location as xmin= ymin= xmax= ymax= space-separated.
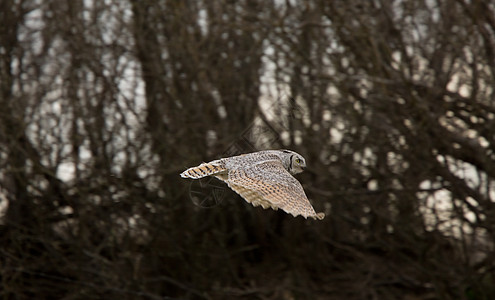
xmin=180 ymin=150 xmax=325 ymax=220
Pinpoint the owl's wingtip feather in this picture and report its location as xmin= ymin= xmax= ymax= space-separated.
xmin=315 ymin=212 xmax=325 ymax=220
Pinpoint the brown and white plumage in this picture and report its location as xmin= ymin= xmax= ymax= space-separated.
xmin=180 ymin=150 xmax=325 ymax=220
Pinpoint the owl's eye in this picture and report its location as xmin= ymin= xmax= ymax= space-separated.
xmin=295 ymin=158 xmax=301 ymax=164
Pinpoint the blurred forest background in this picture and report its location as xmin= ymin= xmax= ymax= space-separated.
xmin=1 ymin=0 xmax=495 ymax=299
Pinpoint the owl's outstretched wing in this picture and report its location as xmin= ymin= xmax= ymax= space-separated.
xmin=226 ymin=159 xmax=324 ymax=220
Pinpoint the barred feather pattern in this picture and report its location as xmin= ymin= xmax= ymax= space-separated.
xmin=180 ymin=161 xmax=226 ymax=179
xmin=180 ymin=150 xmax=325 ymax=220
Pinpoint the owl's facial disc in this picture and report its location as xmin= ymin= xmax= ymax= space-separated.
xmin=289 ymin=154 xmax=306 ymax=174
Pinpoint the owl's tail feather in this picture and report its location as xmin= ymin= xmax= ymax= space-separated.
xmin=180 ymin=161 xmax=226 ymax=179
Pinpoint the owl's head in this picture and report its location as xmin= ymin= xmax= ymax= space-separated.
xmin=280 ymin=150 xmax=306 ymax=175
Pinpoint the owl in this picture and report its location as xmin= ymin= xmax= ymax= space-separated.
xmin=180 ymin=150 xmax=325 ymax=220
